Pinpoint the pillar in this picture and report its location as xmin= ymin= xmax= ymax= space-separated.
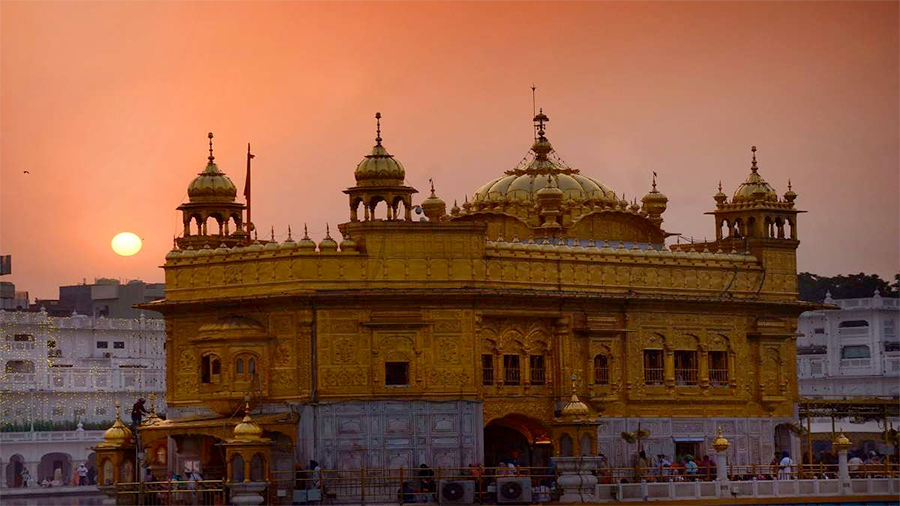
xmin=838 ymin=449 xmax=849 ymax=482
xmin=715 ymin=450 xmax=730 ymax=496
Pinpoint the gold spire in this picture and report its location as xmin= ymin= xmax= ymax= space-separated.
xmin=232 ymin=399 xmax=265 ymax=442
xmin=287 ymin=226 xmax=293 ymax=241
xmin=208 ymin=132 xmax=215 ymax=164
xmin=750 ymin=145 xmax=758 ymax=172
xmin=561 ymin=375 xmax=589 ymax=418
xmin=142 ymin=393 xmax=162 ymax=427
xmin=99 ymin=401 xmax=133 ymax=448
xmin=833 ymin=427 xmax=851 ymax=451
xmin=375 ymin=112 xmax=382 ymax=146
xmin=712 ymin=426 xmax=730 ymax=452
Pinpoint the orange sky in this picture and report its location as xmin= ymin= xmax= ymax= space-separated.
xmin=1 ymin=1 xmax=898 ymax=300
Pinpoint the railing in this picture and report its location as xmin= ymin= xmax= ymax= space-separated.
xmin=840 ymin=358 xmax=871 ymax=368
xmin=276 ymin=466 xmax=556 ymax=504
xmin=644 ymin=368 xmax=664 ymax=385
xmin=0 ymin=430 xmax=106 ymax=443
xmin=708 ymin=368 xmax=728 ymax=386
xmin=1 ymin=368 xmax=165 ymax=392
xmin=115 ymin=480 xmax=225 ymax=506
xmin=675 ymin=368 xmax=698 ymax=386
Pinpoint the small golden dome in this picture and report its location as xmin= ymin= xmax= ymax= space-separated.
xmin=561 ymin=377 xmax=589 ymax=419
xmin=233 ymin=402 xmax=264 ymax=442
xmin=712 ymin=426 xmax=730 ymax=452
xmin=354 ymin=113 xmax=405 ymax=186
xmin=421 ymin=180 xmax=447 ymax=221
xmin=732 ymin=146 xmax=778 ymax=203
xmin=280 ymin=227 xmax=297 ymax=249
xmin=561 ymin=392 xmax=590 ymax=418
xmin=833 ymin=428 xmax=851 ymax=451
xmin=318 ymin=224 xmax=338 ymax=252
xmin=641 ymin=174 xmax=668 ymax=216
xmin=99 ymin=403 xmax=133 ymax=448
xmin=714 ymin=181 xmax=728 ymax=204
xmin=187 ymin=133 xmax=238 ymax=204
xmin=297 ymin=225 xmax=316 ymax=251
xmin=783 ymin=179 xmax=797 ymax=203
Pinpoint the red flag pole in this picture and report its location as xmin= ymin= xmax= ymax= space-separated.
xmin=245 ymin=143 xmax=254 ymax=244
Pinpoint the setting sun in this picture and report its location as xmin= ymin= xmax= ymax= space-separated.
xmin=111 ymin=232 xmax=142 ymax=256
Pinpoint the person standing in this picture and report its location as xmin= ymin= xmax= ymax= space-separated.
xmin=778 ymin=451 xmax=795 ymax=480
xmin=78 ymin=463 xmax=88 ymax=486
xmin=131 ymin=398 xmax=148 ymax=430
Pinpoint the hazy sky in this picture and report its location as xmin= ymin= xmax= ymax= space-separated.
xmin=1 ymin=1 xmax=897 ymax=300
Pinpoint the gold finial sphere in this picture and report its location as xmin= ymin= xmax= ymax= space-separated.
xmin=713 ymin=426 xmax=730 ymax=452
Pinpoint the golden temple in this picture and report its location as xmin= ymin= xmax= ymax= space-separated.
xmin=138 ymin=110 xmax=811 ymax=483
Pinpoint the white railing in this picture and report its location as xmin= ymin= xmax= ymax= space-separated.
xmin=0 ymin=430 xmax=106 ymax=443
xmin=838 ymin=327 xmax=869 ymax=337
xmin=1 ymin=368 xmax=165 ymax=392
xmin=840 ymin=358 xmax=871 ymax=368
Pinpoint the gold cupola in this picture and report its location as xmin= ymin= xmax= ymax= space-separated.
xmin=232 ymin=401 xmax=265 ymax=442
xmin=297 ymin=224 xmax=317 ymax=251
xmin=560 ymin=378 xmax=590 ymax=419
xmin=833 ymin=428 xmax=852 ymax=451
xmin=187 ymin=133 xmax=239 ymax=203
xmin=318 ymin=224 xmax=338 ymax=252
xmin=421 ymin=179 xmax=447 ymax=221
xmin=354 ymin=112 xmax=406 ymax=186
xmin=98 ymin=402 xmax=133 ymax=449
xmin=712 ymin=426 xmax=730 ymax=452
xmin=641 ymin=173 xmax=668 ymax=225
xmin=731 ymin=146 xmax=778 ymax=203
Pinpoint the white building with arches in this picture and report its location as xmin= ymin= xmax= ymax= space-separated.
xmin=0 ymin=309 xmax=165 ymax=488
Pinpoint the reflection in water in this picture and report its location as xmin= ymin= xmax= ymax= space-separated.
xmin=3 ymin=494 xmax=106 ymax=506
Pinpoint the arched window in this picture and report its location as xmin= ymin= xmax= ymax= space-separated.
xmin=593 ymin=355 xmax=609 ymax=385
xmin=201 ymin=354 xmax=221 ymax=384
xmin=234 ymin=353 xmax=258 ymax=382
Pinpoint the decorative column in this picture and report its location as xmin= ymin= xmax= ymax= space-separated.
xmin=712 ymin=427 xmax=730 ymax=497
xmin=833 ymin=429 xmax=851 ymax=494
xmin=551 ymin=378 xmax=601 ymax=503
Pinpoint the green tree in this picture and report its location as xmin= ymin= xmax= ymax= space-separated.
xmin=798 ymin=272 xmax=900 ymax=303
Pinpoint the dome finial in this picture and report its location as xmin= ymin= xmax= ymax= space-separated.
xmin=270 ymin=226 xmax=275 ymax=242
xmin=429 ymin=178 xmax=436 ymax=196
xmin=325 ymin=223 xmax=332 ymax=239
xmin=750 ymin=145 xmax=758 ymax=172
xmin=718 ymin=180 xmax=723 ymax=192
xmin=287 ymin=225 xmax=293 ymax=241
xmin=652 ymin=171 xmax=658 ymax=192
xmin=375 ymin=112 xmax=382 ymax=146
xmin=303 ymin=223 xmax=310 ymax=239
xmin=208 ymin=132 xmax=215 ymax=164
xmin=788 ymin=179 xmax=792 ymax=191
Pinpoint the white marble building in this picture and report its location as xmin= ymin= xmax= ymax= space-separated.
xmin=0 ymin=309 xmax=166 ymax=488
xmin=797 ymin=291 xmax=900 ymax=398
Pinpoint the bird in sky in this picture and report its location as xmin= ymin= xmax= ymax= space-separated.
xmin=23 ymin=170 xmax=30 ymax=174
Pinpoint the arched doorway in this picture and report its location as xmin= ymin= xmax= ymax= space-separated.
xmin=5 ymin=454 xmax=24 ymax=488
xmin=173 ymin=434 xmax=226 ymax=480
xmin=39 ymin=452 xmax=72 ymax=484
xmin=484 ymin=415 xmax=552 ymax=469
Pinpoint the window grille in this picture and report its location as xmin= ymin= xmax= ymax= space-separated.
xmin=674 ymin=351 xmax=699 ymax=386
xmin=708 ymin=351 xmax=728 ymax=386
xmin=594 ymin=355 xmax=609 ymax=385
xmin=644 ymin=350 xmax=664 ymax=385
xmin=504 ymin=355 xmax=520 ymax=385
xmin=482 ymin=355 xmax=494 ymax=385
xmin=529 ymin=355 xmax=545 ymax=385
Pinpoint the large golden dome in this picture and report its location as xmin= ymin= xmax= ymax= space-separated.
xmin=187 ymin=133 xmax=238 ymax=203
xmin=354 ymin=113 xmax=406 ymax=186
xmin=472 ymin=129 xmax=618 ymax=205
xmin=731 ymin=146 xmax=777 ymax=203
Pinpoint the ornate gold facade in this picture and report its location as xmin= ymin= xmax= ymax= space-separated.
xmin=144 ymin=111 xmax=811 ymax=471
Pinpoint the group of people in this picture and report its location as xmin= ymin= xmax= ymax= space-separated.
xmin=601 ymin=451 xmax=721 ymax=483
xmin=16 ymin=463 xmax=97 ymax=488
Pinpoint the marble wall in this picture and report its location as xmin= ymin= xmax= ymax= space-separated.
xmin=597 ymin=417 xmax=799 ymax=468
xmin=298 ymin=400 xmax=482 ymax=470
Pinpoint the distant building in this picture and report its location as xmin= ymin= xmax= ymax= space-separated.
xmin=797 ymin=291 xmax=900 ymax=398
xmin=0 ymin=309 xmax=166 ymax=487
xmin=34 ymin=278 xmax=164 ymax=318
xmin=0 ymin=282 xmax=29 ymax=311
xmin=0 ymin=309 xmax=166 ymax=426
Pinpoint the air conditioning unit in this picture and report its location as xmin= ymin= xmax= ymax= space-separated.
xmin=497 ymin=477 xmax=532 ymax=504
xmin=439 ymin=480 xmax=475 ymax=504
xmin=103 ymin=352 xmax=111 ymax=359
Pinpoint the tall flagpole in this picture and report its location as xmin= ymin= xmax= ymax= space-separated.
xmin=245 ymin=143 xmax=254 ymax=244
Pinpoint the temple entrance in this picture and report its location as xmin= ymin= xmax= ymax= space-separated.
xmin=484 ymin=415 xmax=552 ymax=469
xmin=172 ymin=434 xmax=226 ymax=480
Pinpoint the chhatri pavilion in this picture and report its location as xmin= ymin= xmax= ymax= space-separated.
xmin=137 ymin=111 xmax=810 ymax=482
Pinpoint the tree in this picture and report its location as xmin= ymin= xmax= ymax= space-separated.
xmin=798 ymin=272 xmax=900 ymax=303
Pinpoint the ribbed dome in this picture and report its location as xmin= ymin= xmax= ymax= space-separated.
xmin=98 ymin=404 xmax=133 ymax=448
xmin=732 ymin=146 xmax=778 ymax=203
xmin=471 ymin=113 xmax=617 ymax=205
xmin=187 ymin=133 xmax=237 ymax=203
xmin=232 ymin=402 xmax=265 ymax=442
xmin=188 ymin=162 xmax=238 ymax=203
xmin=561 ymin=392 xmax=590 ymax=418
xmin=354 ymin=113 xmax=405 ymax=186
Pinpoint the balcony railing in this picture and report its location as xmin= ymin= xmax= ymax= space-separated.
xmin=708 ymin=368 xmax=728 ymax=386
xmin=840 ymin=359 xmax=871 ymax=368
xmin=1 ymin=368 xmax=165 ymax=392
xmin=644 ymin=367 xmax=664 ymax=385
